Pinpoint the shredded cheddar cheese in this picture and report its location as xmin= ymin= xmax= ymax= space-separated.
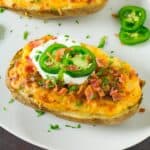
xmin=8 ymin=35 xmax=142 ymax=118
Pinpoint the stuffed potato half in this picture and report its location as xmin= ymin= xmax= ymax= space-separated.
xmin=6 ymin=35 xmax=143 ymax=125
xmin=0 ymin=0 xmax=107 ymax=18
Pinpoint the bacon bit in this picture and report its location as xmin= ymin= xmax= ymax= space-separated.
xmin=85 ymin=85 xmax=95 ymax=100
xmin=110 ymin=88 xmax=121 ymax=101
xmin=90 ymin=78 xmax=101 ymax=92
xmin=119 ymin=74 xmax=126 ymax=83
xmin=113 ymin=72 xmax=120 ymax=77
xmin=67 ymin=65 xmax=78 ymax=71
xmin=53 ymin=85 xmax=58 ymax=92
xmin=139 ymin=80 xmax=145 ymax=88
xmin=29 ymin=36 xmax=57 ymax=49
xmin=98 ymin=89 xmax=105 ymax=98
xmin=96 ymin=58 xmax=104 ymax=67
xmin=77 ymin=85 xmax=84 ymax=95
xmin=112 ymin=13 xmax=118 ymax=18
xmin=25 ymin=56 xmax=33 ymax=63
xmin=25 ymin=65 xmax=35 ymax=73
xmin=139 ymin=108 xmax=145 ymax=113
xmin=55 ymin=48 xmax=66 ymax=62
xmin=29 ymin=39 xmax=45 ymax=49
xmin=58 ymin=88 xmax=68 ymax=95
xmin=129 ymin=69 xmax=137 ymax=78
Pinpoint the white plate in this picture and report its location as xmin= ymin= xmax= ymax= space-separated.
xmin=0 ymin=0 xmax=150 ymax=150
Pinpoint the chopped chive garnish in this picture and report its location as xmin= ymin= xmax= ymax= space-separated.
xmin=58 ymin=23 xmax=62 ymax=26
xmin=48 ymin=124 xmax=60 ymax=132
xmin=0 ymin=8 xmax=5 ymax=13
xmin=65 ymin=124 xmax=81 ymax=129
xmin=97 ymin=68 xmax=105 ymax=76
xmin=86 ymin=35 xmax=91 ymax=39
xmin=64 ymin=34 xmax=70 ymax=38
xmin=35 ymin=55 xmax=40 ymax=61
xmin=75 ymin=20 xmax=79 ymax=24
xmin=98 ymin=36 xmax=107 ymax=48
xmin=68 ymin=85 xmax=79 ymax=92
xmin=43 ymin=20 xmax=48 ymax=24
xmin=23 ymin=31 xmax=29 ymax=40
xmin=37 ymin=80 xmax=44 ymax=86
xmin=102 ymin=77 xmax=109 ymax=86
xmin=3 ymin=107 xmax=7 ymax=111
xmin=110 ymin=50 xmax=114 ymax=54
xmin=9 ymin=98 xmax=15 ymax=104
xmin=35 ymin=110 xmax=45 ymax=117
xmin=36 ymin=50 xmax=42 ymax=54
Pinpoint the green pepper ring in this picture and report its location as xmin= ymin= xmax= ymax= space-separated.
xmin=119 ymin=6 xmax=146 ymax=31
xmin=63 ymin=46 xmax=97 ymax=77
xmin=119 ymin=26 xmax=150 ymax=45
xmin=39 ymin=43 xmax=67 ymax=74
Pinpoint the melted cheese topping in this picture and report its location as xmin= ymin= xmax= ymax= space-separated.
xmin=0 ymin=0 xmax=105 ymax=11
xmin=8 ymin=35 xmax=142 ymax=118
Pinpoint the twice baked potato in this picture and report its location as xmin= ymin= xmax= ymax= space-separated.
xmin=0 ymin=0 xmax=107 ymax=18
xmin=6 ymin=35 xmax=143 ymax=125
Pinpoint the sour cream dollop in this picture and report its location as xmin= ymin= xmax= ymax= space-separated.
xmin=30 ymin=35 xmax=89 ymax=84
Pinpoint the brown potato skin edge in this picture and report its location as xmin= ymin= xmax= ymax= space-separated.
xmin=6 ymin=49 xmax=142 ymax=125
xmin=1 ymin=1 xmax=107 ymax=19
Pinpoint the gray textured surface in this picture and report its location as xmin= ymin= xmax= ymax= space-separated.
xmin=0 ymin=127 xmax=149 ymax=150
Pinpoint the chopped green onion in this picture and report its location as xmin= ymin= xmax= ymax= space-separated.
xmin=69 ymin=85 xmax=79 ymax=92
xmin=23 ymin=31 xmax=29 ymax=40
xmin=102 ymin=77 xmax=109 ymax=86
xmin=65 ymin=124 xmax=81 ymax=129
xmin=58 ymin=23 xmax=62 ymax=26
xmin=75 ymin=20 xmax=79 ymax=24
xmin=57 ymin=69 xmax=64 ymax=81
xmin=3 ymin=107 xmax=7 ymax=111
xmin=110 ymin=51 xmax=114 ymax=54
xmin=64 ymin=34 xmax=70 ymax=38
xmin=37 ymin=80 xmax=44 ymax=86
xmin=35 ymin=55 xmax=40 ymax=61
xmin=35 ymin=110 xmax=45 ymax=117
xmin=97 ymin=68 xmax=105 ymax=76
xmin=86 ymin=35 xmax=91 ymax=39
xmin=8 ymin=98 xmax=15 ymax=104
xmin=98 ymin=36 xmax=107 ymax=48
xmin=0 ymin=8 xmax=5 ymax=13
xmin=48 ymin=124 xmax=60 ymax=132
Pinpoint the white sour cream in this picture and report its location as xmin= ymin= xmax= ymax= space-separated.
xmin=30 ymin=35 xmax=89 ymax=85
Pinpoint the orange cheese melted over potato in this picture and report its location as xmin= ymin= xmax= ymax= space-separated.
xmin=8 ymin=35 xmax=142 ymax=118
xmin=0 ymin=0 xmax=105 ymax=11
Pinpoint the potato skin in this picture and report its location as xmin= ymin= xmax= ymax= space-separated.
xmin=0 ymin=0 xmax=107 ymax=19
xmin=6 ymin=49 xmax=142 ymax=125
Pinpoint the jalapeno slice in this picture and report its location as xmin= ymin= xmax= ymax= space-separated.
xmin=63 ymin=46 xmax=96 ymax=77
xmin=119 ymin=26 xmax=150 ymax=45
xmin=39 ymin=43 xmax=67 ymax=74
xmin=119 ymin=6 xmax=146 ymax=31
